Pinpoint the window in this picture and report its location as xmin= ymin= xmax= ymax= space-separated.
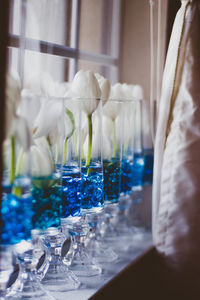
xmin=8 ymin=0 xmax=121 ymax=88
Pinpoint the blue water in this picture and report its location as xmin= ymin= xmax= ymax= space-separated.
xmin=80 ymin=165 xmax=104 ymax=211
xmin=121 ymin=159 xmax=133 ymax=195
xmin=31 ymin=172 xmax=62 ymax=230
xmin=103 ymin=158 xmax=121 ymax=204
xmin=1 ymin=176 xmax=32 ymax=245
xmin=132 ymin=152 xmax=145 ymax=190
xmin=62 ymin=166 xmax=81 ymax=217
xmin=143 ymin=149 xmax=154 ymax=185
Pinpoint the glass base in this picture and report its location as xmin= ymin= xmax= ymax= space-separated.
xmin=115 ymin=196 xmax=135 ymax=250
xmin=41 ymin=228 xmax=80 ymax=292
xmin=69 ymin=248 xmax=102 ymax=277
xmin=66 ymin=217 xmax=102 ymax=277
xmin=101 ymin=203 xmax=118 ymax=244
xmin=86 ymin=213 xmax=118 ymax=263
xmin=41 ymin=261 xmax=80 ymax=292
xmin=86 ymin=238 xmax=118 ymax=263
xmin=5 ymin=240 xmax=55 ymax=299
xmin=6 ymin=275 xmax=55 ymax=300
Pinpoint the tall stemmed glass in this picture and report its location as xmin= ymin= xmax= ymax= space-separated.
xmin=60 ymin=96 xmax=82 ymax=267
xmin=128 ymin=99 xmax=146 ymax=243
xmin=80 ymin=99 xmax=118 ymax=264
xmin=116 ymin=99 xmax=136 ymax=246
xmin=0 ymin=75 xmax=53 ymax=299
xmin=20 ymin=94 xmax=80 ymax=294
xmin=101 ymin=99 xmax=124 ymax=247
xmin=141 ymin=99 xmax=154 ymax=232
xmin=62 ymin=97 xmax=103 ymax=277
xmin=1 ymin=119 xmax=33 ymax=299
xmin=142 ymin=99 xmax=154 ymax=187
xmin=128 ymin=99 xmax=153 ymax=238
xmin=132 ymin=99 xmax=144 ymax=191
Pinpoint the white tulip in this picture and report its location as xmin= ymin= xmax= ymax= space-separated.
xmin=19 ymin=90 xmax=41 ymax=131
xmin=34 ymin=134 xmax=57 ymax=164
xmin=109 ymin=83 xmax=125 ymax=99
xmin=102 ymin=115 xmax=114 ymax=137
xmin=31 ymin=145 xmax=54 ymax=177
xmin=48 ymin=125 xmax=61 ymax=146
xmin=20 ymin=145 xmax=54 ymax=177
xmin=71 ymin=70 xmax=101 ymax=116
xmin=41 ymin=73 xmax=69 ymax=98
xmin=15 ymin=116 xmax=31 ymax=152
xmin=95 ymin=73 xmax=110 ymax=105
xmin=121 ymin=83 xmax=133 ymax=99
xmin=23 ymin=75 xmax=42 ymax=96
xmin=131 ymin=84 xmax=144 ymax=100
xmin=34 ymin=136 xmax=50 ymax=149
xmin=102 ymin=134 xmax=113 ymax=159
xmin=33 ymin=97 xmax=62 ymax=139
xmin=103 ymin=99 xmax=121 ymax=121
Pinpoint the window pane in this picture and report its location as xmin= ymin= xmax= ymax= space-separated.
xmin=7 ymin=47 xmax=19 ymax=73
xmin=78 ymin=60 xmax=101 ymax=74
xmin=77 ymin=60 xmax=118 ymax=83
xmin=9 ymin=0 xmax=22 ymax=35
xmin=23 ymin=50 xmax=70 ymax=89
xmin=79 ymin=0 xmax=115 ymax=55
xmin=10 ymin=0 xmax=72 ymax=47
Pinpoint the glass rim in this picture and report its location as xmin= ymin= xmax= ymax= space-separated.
xmin=107 ymin=97 xmax=144 ymax=102
xmin=21 ymin=91 xmax=65 ymax=101
xmin=64 ymin=96 xmax=102 ymax=101
xmin=21 ymin=91 xmax=144 ymax=103
xmin=21 ymin=93 xmax=103 ymax=102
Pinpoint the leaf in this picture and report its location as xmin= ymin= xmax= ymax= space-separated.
xmin=65 ymin=108 xmax=75 ymax=139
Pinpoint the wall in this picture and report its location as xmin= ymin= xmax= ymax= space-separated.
xmin=120 ymin=0 xmax=168 ymax=100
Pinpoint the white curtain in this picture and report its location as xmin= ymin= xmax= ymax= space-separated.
xmin=153 ymin=0 xmax=200 ymax=282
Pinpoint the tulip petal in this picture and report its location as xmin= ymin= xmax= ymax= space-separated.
xmin=71 ymin=70 xmax=101 ymax=115
xmin=33 ymin=97 xmax=62 ymax=138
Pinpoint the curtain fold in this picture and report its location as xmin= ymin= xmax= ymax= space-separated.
xmin=153 ymin=0 xmax=200 ymax=285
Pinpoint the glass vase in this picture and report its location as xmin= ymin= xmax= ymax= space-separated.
xmin=116 ymin=99 xmax=136 ymax=248
xmin=100 ymin=99 xmax=124 ymax=250
xmin=61 ymin=97 xmax=104 ymax=277
xmin=1 ymin=109 xmax=52 ymax=299
xmin=20 ymin=94 xmax=80 ymax=294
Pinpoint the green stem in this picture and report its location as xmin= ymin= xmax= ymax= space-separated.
xmin=10 ymin=136 xmax=16 ymax=184
xmin=113 ymin=119 xmax=117 ymax=158
xmin=74 ymin=132 xmax=78 ymax=157
xmin=12 ymin=186 xmax=22 ymax=197
xmin=15 ymin=148 xmax=24 ymax=177
xmin=46 ymin=136 xmax=55 ymax=170
xmin=55 ymin=143 xmax=59 ymax=164
xmin=124 ymin=141 xmax=129 ymax=157
xmin=81 ymin=130 xmax=85 ymax=160
xmin=86 ymin=115 xmax=92 ymax=168
xmin=63 ymin=137 xmax=68 ymax=165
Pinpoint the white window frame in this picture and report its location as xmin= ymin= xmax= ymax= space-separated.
xmin=8 ymin=0 xmax=122 ymax=84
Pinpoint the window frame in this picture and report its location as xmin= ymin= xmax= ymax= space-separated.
xmin=7 ymin=0 xmax=122 ymax=84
